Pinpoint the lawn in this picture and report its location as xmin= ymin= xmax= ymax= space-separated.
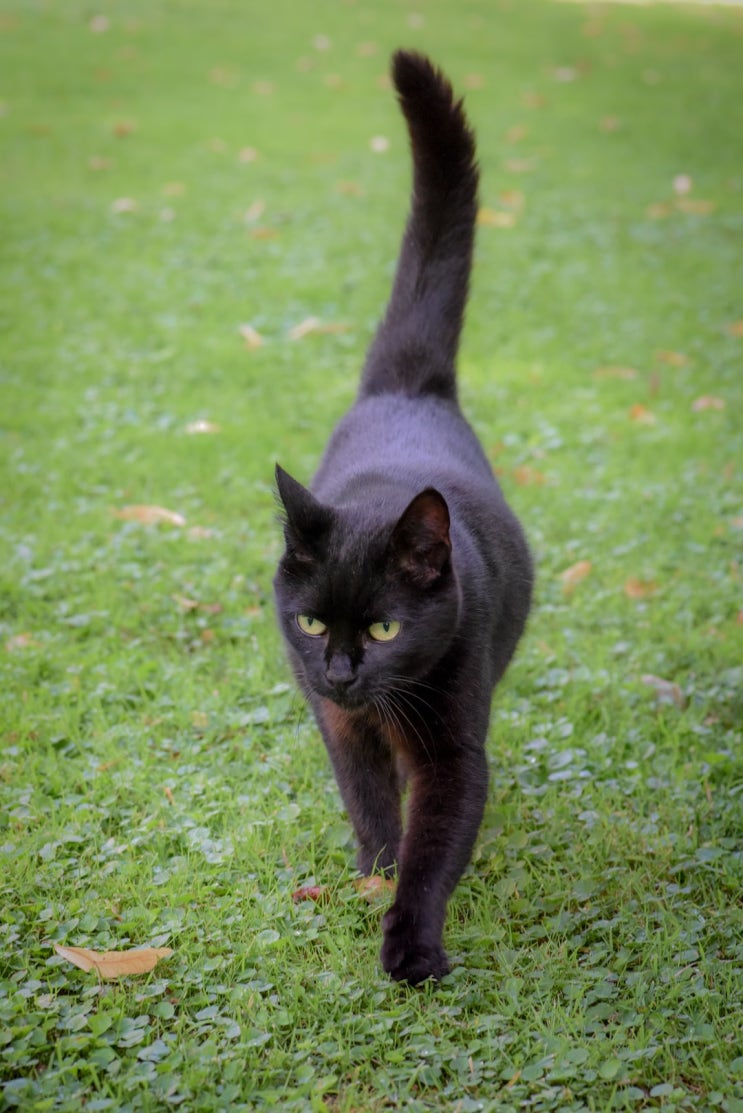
xmin=1 ymin=0 xmax=742 ymax=1109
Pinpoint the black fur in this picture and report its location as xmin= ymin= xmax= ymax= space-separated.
xmin=274 ymin=50 xmax=533 ymax=984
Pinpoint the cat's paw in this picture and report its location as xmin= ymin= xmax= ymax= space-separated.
xmin=380 ymin=909 xmax=449 ymax=985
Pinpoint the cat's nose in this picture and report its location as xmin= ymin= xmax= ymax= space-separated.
xmin=325 ymin=655 xmax=357 ymax=690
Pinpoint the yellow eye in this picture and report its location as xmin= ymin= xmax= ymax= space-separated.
xmin=368 ymin=620 xmax=401 ymax=642
xmin=296 ymin=614 xmax=327 ymax=637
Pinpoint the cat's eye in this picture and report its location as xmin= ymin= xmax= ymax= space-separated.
xmin=368 ymin=620 xmax=401 ymax=642
xmin=296 ymin=614 xmax=327 ymax=637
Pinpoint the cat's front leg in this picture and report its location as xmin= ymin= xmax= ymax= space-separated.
xmin=315 ymin=698 xmax=403 ymax=875
xmin=380 ymin=746 xmax=488 ymax=984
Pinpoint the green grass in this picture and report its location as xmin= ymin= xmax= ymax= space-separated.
xmin=1 ymin=0 xmax=742 ymax=1109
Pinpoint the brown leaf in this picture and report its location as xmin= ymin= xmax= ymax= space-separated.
xmin=675 ymin=198 xmax=715 ymax=216
xmin=5 ymin=633 xmax=39 ymax=652
xmin=656 ymin=350 xmax=688 ymax=367
xmin=54 ymin=943 xmax=173 ymax=980
xmin=238 ymin=147 xmax=258 ymax=163
xmin=629 ymin=404 xmax=657 ymax=425
xmin=477 ymin=208 xmax=516 ymax=228
xmin=288 ymin=317 xmax=349 ymax=340
xmin=726 ymin=320 xmax=743 ymax=337
xmin=521 ymin=91 xmax=546 ymax=109
xmin=640 ymin=674 xmax=686 ymax=709
xmin=504 ymin=158 xmax=536 ymax=174
xmin=505 ymin=125 xmax=527 ymax=143
xmin=353 ymin=876 xmax=395 ymax=903
xmin=512 ymin=465 xmax=547 ymax=486
xmin=164 ymin=786 xmax=175 ymax=804
xmin=646 ymin=202 xmax=673 ymax=220
xmin=244 ymin=199 xmax=266 ymax=222
xmin=559 ymin=560 xmax=592 ymax=594
xmin=599 ymin=116 xmax=621 ymax=132
xmin=336 ymin=180 xmax=364 ymax=197
xmin=113 ymin=119 xmax=136 ymax=138
xmin=239 ymin=323 xmax=264 ymax=350
xmin=110 ymin=197 xmax=137 ymax=214
xmin=250 ymin=226 xmax=278 ymax=240
xmin=624 ymin=577 xmax=658 ymax=599
xmin=593 ymin=366 xmax=637 ymax=381
xmin=114 ymin=505 xmax=185 ymax=526
xmin=499 ymin=189 xmax=525 ymax=210
xmin=292 ymin=885 xmax=330 ymax=903
xmin=691 ymin=396 xmax=725 ymax=412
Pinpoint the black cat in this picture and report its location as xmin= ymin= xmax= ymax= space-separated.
xmin=274 ymin=50 xmax=533 ymax=984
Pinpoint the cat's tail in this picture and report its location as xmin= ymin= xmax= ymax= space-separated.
xmin=359 ymin=50 xmax=479 ymax=401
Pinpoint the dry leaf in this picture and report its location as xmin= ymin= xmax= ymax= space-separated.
xmin=521 ymin=91 xmax=546 ymax=109
xmin=629 ymin=404 xmax=657 ymax=425
xmin=593 ymin=366 xmax=637 ymax=381
xmin=239 ymin=323 xmax=264 ymax=350
xmin=90 ymin=14 xmax=109 ymax=32
xmin=370 ymin=136 xmax=389 ymax=153
xmin=499 ymin=189 xmax=525 ymax=210
xmin=250 ymin=226 xmax=278 ymax=240
xmin=89 ymin=155 xmax=112 ymax=171
xmin=505 ymin=125 xmax=527 ymax=143
xmin=656 ymin=350 xmax=688 ymax=367
xmin=624 ymin=577 xmax=658 ymax=599
xmin=560 ymin=560 xmax=592 ymax=594
xmin=288 ymin=317 xmax=349 ymax=340
xmin=162 ymin=181 xmax=186 ymax=197
xmin=292 ymin=885 xmax=330 ymax=903
xmin=504 ymin=158 xmax=535 ymax=174
xmin=464 ymin=73 xmax=485 ymax=90
xmin=185 ymin=419 xmax=221 ymax=434
xmin=726 ymin=320 xmax=743 ymax=337
xmin=354 ymin=876 xmax=395 ymax=903
xmin=244 ymin=199 xmax=266 ymax=222
xmin=640 ymin=674 xmax=685 ymax=709
xmin=357 ymin=41 xmax=378 ymax=57
xmin=54 ymin=943 xmax=173 ymax=980
xmin=110 ymin=197 xmax=137 ymax=214
xmin=676 ymin=198 xmax=715 ymax=216
xmin=692 ymin=396 xmax=725 ymax=412
xmin=114 ymin=505 xmax=185 ymax=527
xmin=5 ymin=633 xmax=39 ymax=652
xmin=238 ymin=147 xmax=258 ymax=163
xmin=253 ymin=81 xmax=275 ymax=96
xmin=113 ymin=119 xmax=136 ymax=138
xmin=512 ymin=465 xmax=547 ymax=486
xmin=336 ymin=180 xmax=364 ymax=197
xmin=164 ymin=786 xmax=175 ymax=804
xmin=600 ymin=116 xmax=621 ymax=132
xmin=646 ymin=202 xmax=672 ymax=220
xmin=477 ymin=208 xmax=516 ymax=228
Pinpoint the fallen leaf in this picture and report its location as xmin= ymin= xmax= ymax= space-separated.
xmin=691 ymin=396 xmax=725 ymax=412
xmin=324 ymin=74 xmax=345 ymax=90
xmin=624 ymin=577 xmax=658 ymax=599
xmin=110 ymin=197 xmax=137 ymax=214
xmin=646 ymin=202 xmax=673 ymax=220
xmin=162 ymin=181 xmax=186 ymax=197
xmin=676 ymin=198 xmax=715 ymax=215
xmin=354 ymin=876 xmax=395 ymax=903
xmin=253 ymin=81 xmax=275 ymax=96
xmin=505 ymin=125 xmax=527 ymax=143
xmin=559 ymin=560 xmax=592 ymax=594
xmin=173 ymin=594 xmax=199 ymax=611
xmin=54 ymin=943 xmax=173 ymax=980
xmin=5 ymin=633 xmax=39 ymax=652
xmin=477 ymin=208 xmax=516 ymax=228
xmin=250 ymin=226 xmax=278 ymax=240
xmin=512 ymin=465 xmax=547 ymax=486
xmin=185 ymin=419 xmax=220 ymax=433
xmin=239 ymin=323 xmax=264 ymax=350
xmin=726 ymin=320 xmax=743 ymax=337
xmin=238 ymin=147 xmax=258 ymax=163
xmin=336 ymin=180 xmax=364 ymax=197
xmin=552 ymin=66 xmax=577 ymax=83
xmin=656 ymin=350 xmax=688 ymax=367
xmin=114 ymin=505 xmax=185 ymax=527
xmin=288 ymin=317 xmax=349 ymax=340
xmin=357 ymin=41 xmax=378 ymax=57
xmin=292 ymin=885 xmax=330 ymax=903
xmin=499 ymin=189 xmax=525 ymax=210
xmin=521 ymin=91 xmax=546 ymax=109
xmin=164 ymin=786 xmax=175 ymax=804
xmin=312 ymin=33 xmax=332 ymax=51
xmin=504 ymin=157 xmax=536 ymax=174
xmin=244 ymin=199 xmax=266 ymax=222
xmin=629 ymin=404 xmax=657 ymax=425
xmin=369 ymin=135 xmax=389 ymax=153
xmin=191 ymin=711 xmax=208 ymax=728
xmin=600 ymin=115 xmax=621 ymax=132
xmin=113 ymin=119 xmax=136 ymax=138
xmin=640 ymin=674 xmax=685 ymax=709
xmin=89 ymin=14 xmax=109 ymax=32
xmin=463 ymin=73 xmax=485 ymax=90
xmin=593 ymin=365 xmax=637 ymax=380
xmin=88 ymin=155 xmax=112 ymax=171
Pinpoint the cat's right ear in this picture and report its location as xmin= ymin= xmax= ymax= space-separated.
xmin=275 ymin=464 xmax=333 ymax=562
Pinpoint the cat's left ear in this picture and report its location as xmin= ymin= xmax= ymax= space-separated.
xmin=275 ymin=464 xmax=333 ymax=561
xmin=390 ymin=488 xmax=451 ymax=586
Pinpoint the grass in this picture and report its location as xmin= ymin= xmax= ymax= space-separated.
xmin=1 ymin=0 xmax=742 ymax=1109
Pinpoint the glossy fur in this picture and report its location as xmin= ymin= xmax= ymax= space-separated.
xmin=274 ymin=50 xmax=533 ymax=984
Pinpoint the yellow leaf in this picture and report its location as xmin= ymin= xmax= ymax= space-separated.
xmin=288 ymin=317 xmax=349 ymax=340
xmin=353 ymin=876 xmax=395 ymax=903
xmin=239 ymin=323 xmax=264 ymax=350
xmin=114 ymin=505 xmax=185 ymax=526
xmin=54 ymin=944 xmax=173 ymax=980
xmin=477 ymin=208 xmax=516 ymax=228
xmin=559 ymin=560 xmax=592 ymax=594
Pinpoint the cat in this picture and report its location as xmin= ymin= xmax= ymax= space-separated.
xmin=273 ymin=50 xmax=533 ymax=985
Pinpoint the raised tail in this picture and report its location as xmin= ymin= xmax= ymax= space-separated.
xmin=359 ymin=50 xmax=479 ymax=401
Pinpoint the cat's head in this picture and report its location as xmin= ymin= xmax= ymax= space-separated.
xmin=273 ymin=465 xmax=461 ymax=710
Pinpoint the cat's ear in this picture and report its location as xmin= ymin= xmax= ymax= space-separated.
xmin=390 ymin=488 xmax=451 ymax=586
xmin=275 ymin=464 xmax=333 ymax=561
